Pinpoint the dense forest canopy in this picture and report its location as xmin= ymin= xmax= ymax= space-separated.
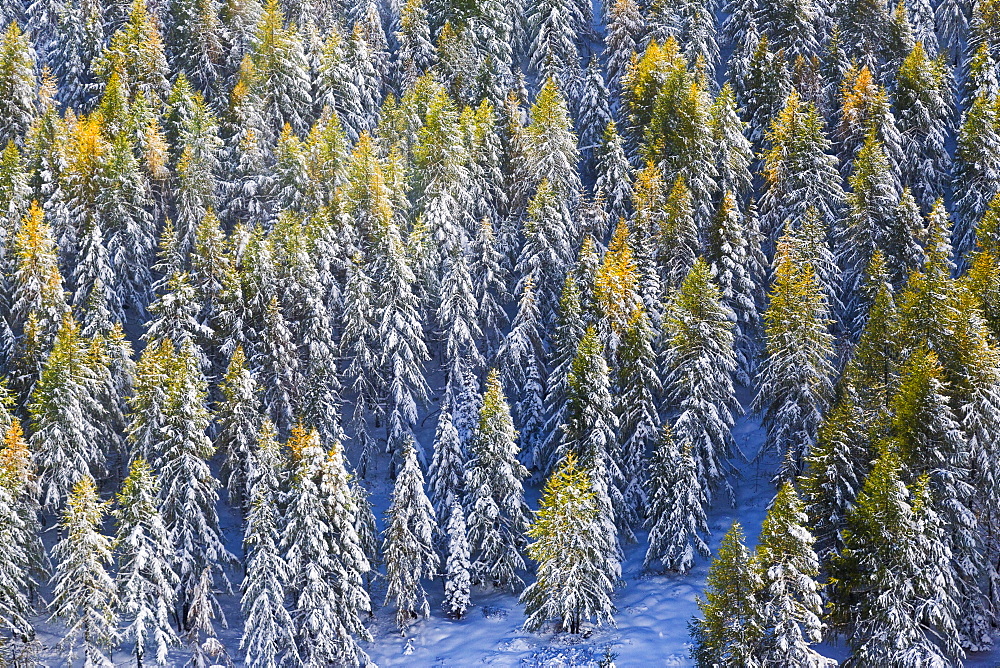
xmin=0 ymin=0 xmax=999 ymax=664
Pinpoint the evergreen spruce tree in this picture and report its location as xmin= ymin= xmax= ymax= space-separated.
xmin=31 ymin=315 xmax=102 ymax=513
xmin=256 ymin=295 xmax=299 ymax=435
xmin=527 ymin=0 xmax=581 ymax=83
xmin=173 ymin=95 xmax=222 ymax=259
xmin=442 ymin=499 xmax=471 ymax=619
xmin=240 ymin=422 xmax=296 ymax=667
xmin=664 ymin=259 xmax=739 ymax=501
xmin=465 ymin=369 xmax=530 ymax=591
xmin=710 ymin=83 xmax=754 ymax=200
xmin=832 ymin=455 xmax=963 ymax=665
xmin=576 ymin=59 xmax=613 ymax=176
xmin=114 ymin=459 xmax=180 ymax=666
xmin=594 ymin=121 xmax=633 ymax=221
xmin=516 ymin=178 xmax=574 ymax=319
xmin=840 ymin=128 xmax=902 ymax=329
xmin=521 ymin=454 xmax=617 ymax=635
xmin=48 ymin=476 xmax=118 ymax=667
xmin=616 ymin=308 xmax=661 ymax=517
xmin=658 ymin=176 xmax=700 ymax=290
xmin=894 ymin=42 xmax=953 ymax=210
xmin=471 ymin=217 xmax=509 ymax=355
xmin=541 ymin=273 xmax=586 ymax=473
xmin=755 ymin=483 xmax=831 ymax=667
xmin=438 ymin=250 xmax=484 ymax=384
xmin=144 ymin=271 xmax=214 ymax=368
xmin=0 ymin=23 xmax=37 ymax=149
xmin=499 ymin=277 xmax=547 ymax=456
xmin=560 ymin=327 xmax=628 ymax=544
xmin=733 ymin=33 xmax=790 ymax=145
xmin=215 ymin=346 xmax=262 ymax=513
xmin=644 ymin=427 xmax=710 ymax=574
xmin=383 ymin=439 xmax=439 ymax=631
xmin=374 ymin=219 xmax=429 ymax=472
xmin=754 ymin=230 xmax=835 ymax=482
xmin=0 ymin=418 xmax=39 ymax=645
xmin=952 ymin=86 xmax=1000 ymax=258
xmin=428 ymin=406 xmax=465 ymax=520
xmin=282 ymin=427 xmax=372 ymax=666
xmin=706 ymin=191 xmax=764 ymax=386
xmin=158 ymin=341 xmax=234 ymax=628
xmin=525 ymin=79 xmax=582 ymax=201
xmin=340 ymin=254 xmax=381 ymax=478
xmin=690 ymin=521 xmax=764 ymax=667
xmin=605 ymin=0 xmax=645 ymax=95
xmin=166 ymin=0 xmax=225 ymax=97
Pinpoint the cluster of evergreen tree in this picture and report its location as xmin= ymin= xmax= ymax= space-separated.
xmin=0 ymin=0 xmax=998 ymax=663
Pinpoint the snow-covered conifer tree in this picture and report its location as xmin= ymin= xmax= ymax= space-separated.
xmin=758 ymin=90 xmax=843 ymax=243
xmin=832 ymin=454 xmax=963 ymax=665
xmin=527 ymin=0 xmax=581 ymax=83
xmin=0 ymin=418 xmax=39 ymax=645
xmin=710 ymin=84 xmax=753 ymax=200
xmin=605 ymin=0 xmax=644 ymax=95
xmin=396 ymin=0 xmax=436 ymax=90
xmin=240 ymin=422 xmax=296 ymax=667
xmin=340 ymin=253 xmax=381 ymax=477
xmin=438 ymin=250 xmax=484 ymax=386
xmin=465 ymin=369 xmax=529 ymax=591
xmin=952 ymin=85 xmax=1000 ymax=259
xmin=516 ymin=179 xmax=574 ymax=318
xmin=282 ymin=427 xmax=373 ymax=666
xmin=428 ymin=406 xmax=465 ymax=520
xmin=594 ymin=121 xmax=633 ymax=221
xmin=658 ymin=176 xmax=699 ymax=290
xmin=690 ymin=521 xmax=764 ymax=666
xmin=144 ymin=271 xmax=214 ymax=368
xmin=561 ymin=327 xmax=628 ymax=544
xmin=839 ymin=129 xmax=901 ymax=330
xmin=216 ymin=346 xmax=261 ymax=513
xmin=383 ymin=439 xmax=439 ymax=631
xmin=471 ymin=218 xmax=509 ymax=355
xmin=753 ymin=230 xmax=835 ymax=482
xmin=158 ymin=341 xmax=234 ymax=627
xmin=48 ymin=476 xmax=118 ymax=667
xmin=31 ymin=315 xmax=102 ymax=513
xmin=373 ymin=218 xmax=429 ymax=473
xmin=644 ymin=427 xmax=710 ymax=574
xmin=593 ymin=219 xmax=644 ymax=355
xmin=755 ymin=483 xmax=832 ymax=667
xmin=113 ymin=459 xmax=179 ymax=666
xmin=0 ymin=23 xmax=37 ymax=150
xmin=520 ymin=454 xmax=616 ymax=633
xmin=616 ymin=308 xmax=661 ymax=516
xmin=664 ymin=259 xmax=739 ymax=501
xmin=442 ymin=499 xmax=471 ymax=619
xmin=894 ymin=42 xmax=953 ymax=210
xmin=706 ymin=191 xmax=764 ymax=386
